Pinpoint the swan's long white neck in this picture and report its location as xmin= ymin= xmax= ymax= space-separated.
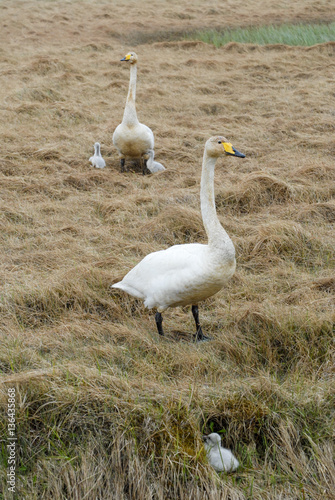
xmin=201 ymin=150 xmax=234 ymax=253
xmin=123 ymin=63 xmax=139 ymax=126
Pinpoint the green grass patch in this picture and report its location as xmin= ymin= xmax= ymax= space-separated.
xmin=190 ymin=23 xmax=335 ymax=47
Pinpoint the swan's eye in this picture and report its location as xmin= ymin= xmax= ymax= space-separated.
xmin=218 ymin=141 xmax=222 ymax=144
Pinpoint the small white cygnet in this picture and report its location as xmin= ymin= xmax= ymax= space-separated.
xmin=146 ymin=149 xmax=165 ymax=173
xmin=89 ymin=142 xmax=106 ymax=168
xmin=203 ymin=433 xmax=239 ymax=472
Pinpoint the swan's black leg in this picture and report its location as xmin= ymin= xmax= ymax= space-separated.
xmin=120 ymin=158 xmax=125 ymax=173
xmin=192 ymin=305 xmax=211 ymax=342
xmin=155 ymin=312 xmax=164 ymax=336
xmin=142 ymin=158 xmax=148 ymax=175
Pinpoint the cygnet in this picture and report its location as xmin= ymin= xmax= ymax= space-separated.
xmin=89 ymin=142 xmax=106 ymax=169
xmin=202 ymin=433 xmax=239 ymax=472
xmin=146 ymin=149 xmax=165 ymax=173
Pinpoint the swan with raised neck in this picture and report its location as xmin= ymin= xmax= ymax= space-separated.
xmin=122 ymin=52 xmax=138 ymax=126
xmin=113 ymin=52 xmax=164 ymax=174
xmin=112 ymin=135 xmax=245 ymax=341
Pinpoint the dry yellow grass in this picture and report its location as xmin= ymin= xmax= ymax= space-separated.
xmin=0 ymin=0 xmax=335 ymax=498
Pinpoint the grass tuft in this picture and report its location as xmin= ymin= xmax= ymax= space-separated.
xmin=190 ymin=23 xmax=335 ymax=47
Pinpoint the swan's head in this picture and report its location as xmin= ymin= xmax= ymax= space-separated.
xmin=202 ymin=433 xmax=222 ymax=446
xmin=206 ymin=136 xmax=245 ymax=159
xmin=120 ymin=52 xmax=138 ymax=64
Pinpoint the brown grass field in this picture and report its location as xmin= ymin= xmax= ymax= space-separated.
xmin=1 ymin=0 xmax=335 ymax=498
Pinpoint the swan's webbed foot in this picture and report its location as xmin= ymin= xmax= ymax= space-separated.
xmin=192 ymin=305 xmax=212 ymax=342
xmin=193 ymin=331 xmax=212 ymax=343
xmin=155 ymin=312 xmax=164 ymax=336
xmin=120 ymin=158 xmax=125 ymax=173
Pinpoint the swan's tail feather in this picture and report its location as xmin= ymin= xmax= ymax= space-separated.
xmin=111 ymin=281 xmax=123 ymax=289
xmin=111 ymin=281 xmax=145 ymax=301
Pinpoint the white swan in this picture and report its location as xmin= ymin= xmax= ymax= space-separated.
xmin=113 ymin=52 xmax=157 ymax=175
xmin=146 ymin=149 xmax=166 ymax=174
xmin=89 ymin=142 xmax=106 ymax=169
xmin=202 ymin=433 xmax=239 ymax=472
xmin=112 ymin=136 xmax=245 ymax=341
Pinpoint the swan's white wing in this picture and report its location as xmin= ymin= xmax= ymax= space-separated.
xmin=112 ymin=125 xmax=122 ymax=149
xmin=112 ymin=244 xmax=205 ymax=293
xmin=141 ymin=123 xmax=154 ymax=149
xmin=112 ymin=243 xmax=228 ymax=310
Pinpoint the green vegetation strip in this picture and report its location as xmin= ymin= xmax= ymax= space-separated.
xmin=190 ymin=23 xmax=335 ymax=47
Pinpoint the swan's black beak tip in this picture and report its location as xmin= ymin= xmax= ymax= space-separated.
xmin=226 ymin=147 xmax=245 ymax=158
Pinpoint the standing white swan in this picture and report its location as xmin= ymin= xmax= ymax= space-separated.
xmin=113 ymin=52 xmax=163 ymax=174
xmin=89 ymin=142 xmax=106 ymax=169
xmin=202 ymin=433 xmax=239 ymax=472
xmin=112 ymin=136 xmax=245 ymax=341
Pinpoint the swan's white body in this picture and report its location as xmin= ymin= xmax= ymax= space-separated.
xmin=114 ymin=243 xmax=234 ymax=312
xmin=113 ymin=52 xmax=155 ymax=166
xmin=203 ymin=433 xmax=239 ymax=473
xmin=112 ymin=137 xmax=243 ymax=316
xmin=113 ymin=121 xmax=154 ymax=160
xmin=89 ymin=142 xmax=106 ymax=169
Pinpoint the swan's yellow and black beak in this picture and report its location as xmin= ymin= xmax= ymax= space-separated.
xmin=120 ymin=54 xmax=131 ymax=62
xmin=223 ymin=142 xmax=245 ymax=158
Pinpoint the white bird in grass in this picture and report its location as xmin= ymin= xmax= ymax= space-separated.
xmin=113 ymin=52 xmax=164 ymax=175
xmin=202 ymin=433 xmax=239 ymax=473
xmin=89 ymin=142 xmax=106 ymax=169
xmin=112 ymin=136 xmax=245 ymax=341
xmin=146 ymin=149 xmax=166 ymax=174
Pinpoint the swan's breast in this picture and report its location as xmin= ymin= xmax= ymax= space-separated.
xmin=212 ymin=255 xmax=236 ymax=282
xmin=113 ymin=123 xmax=154 ymax=157
xmin=207 ymin=238 xmax=236 ymax=280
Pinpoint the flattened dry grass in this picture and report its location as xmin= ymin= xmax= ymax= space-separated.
xmin=0 ymin=0 xmax=335 ymax=498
